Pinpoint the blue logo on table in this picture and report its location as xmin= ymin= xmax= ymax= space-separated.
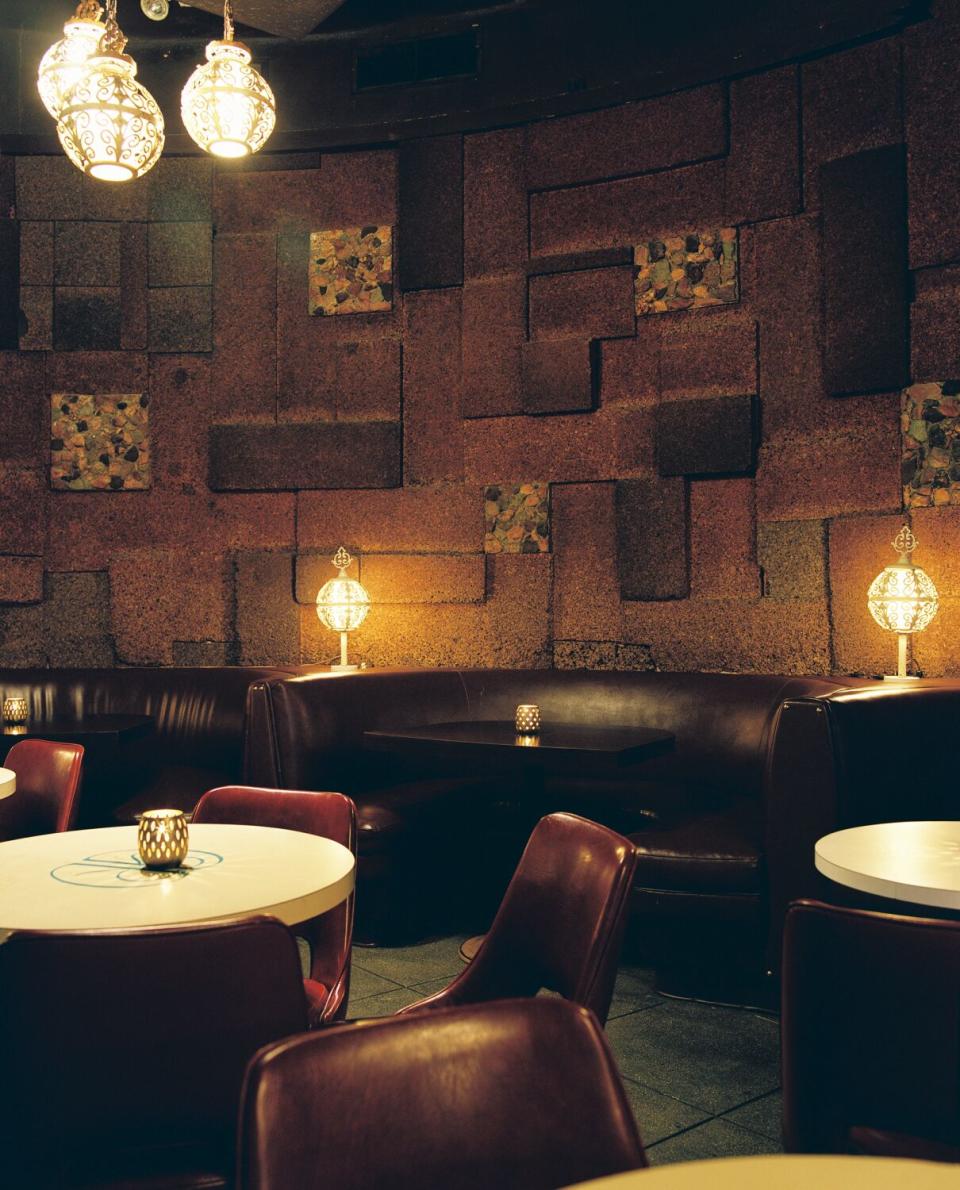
xmin=51 ymin=849 xmax=223 ymax=888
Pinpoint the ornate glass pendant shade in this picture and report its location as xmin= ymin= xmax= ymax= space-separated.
xmin=37 ymin=1 xmax=108 ymax=120
xmin=181 ymin=0 xmax=276 ymax=159
xmin=55 ymin=0 xmax=165 ymax=182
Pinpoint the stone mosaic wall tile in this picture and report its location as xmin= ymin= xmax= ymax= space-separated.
xmin=484 ymin=483 xmax=550 ymax=553
xmin=50 ymin=392 xmax=151 ymax=491
xmin=308 ymin=226 xmax=392 ymax=316
xmin=634 ymin=228 xmax=738 ymax=315
xmin=902 ymin=381 xmax=960 ymax=507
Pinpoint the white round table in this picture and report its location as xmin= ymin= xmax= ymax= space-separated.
xmin=815 ymin=821 xmax=960 ymax=911
xmin=0 ymin=823 xmax=355 ymax=939
xmin=568 ymin=1155 xmax=960 ymax=1189
xmin=0 ymin=767 xmax=14 ymax=800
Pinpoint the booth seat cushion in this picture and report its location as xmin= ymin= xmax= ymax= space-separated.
xmin=629 ymin=796 xmax=762 ymax=895
xmin=0 ymin=666 xmax=312 ymax=826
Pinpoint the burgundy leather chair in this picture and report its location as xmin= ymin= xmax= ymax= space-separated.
xmin=782 ymin=899 xmax=960 ymax=1161
xmin=192 ymin=785 xmax=357 ymax=1026
xmin=0 ymin=738 xmax=84 ymax=840
xmin=396 ymin=812 xmax=638 ymax=1026
xmin=0 ymin=915 xmax=309 ymax=1189
xmin=238 ymin=998 xmax=647 ymax=1190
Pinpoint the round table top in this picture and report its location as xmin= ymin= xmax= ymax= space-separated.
xmin=0 ymin=767 xmax=14 ymax=800
xmin=568 ymin=1155 xmax=960 ymax=1189
xmin=815 ymin=820 xmax=960 ymax=911
xmin=0 ymin=823 xmax=355 ymax=936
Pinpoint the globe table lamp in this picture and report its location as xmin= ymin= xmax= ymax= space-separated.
xmin=316 ymin=547 xmax=370 ymax=673
xmin=867 ymin=525 xmax=939 ymax=680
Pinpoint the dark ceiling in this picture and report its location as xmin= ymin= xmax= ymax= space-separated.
xmin=4 ymin=0 xmax=530 ymax=41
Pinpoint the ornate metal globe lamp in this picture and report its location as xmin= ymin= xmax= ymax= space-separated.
xmin=181 ymin=0 xmax=276 ymax=159
xmin=867 ymin=525 xmax=939 ymax=679
xmin=56 ymin=0 xmax=164 ymax=182
xmin=316 ymin=548 xmax=370 ymax=672
xmin=37 ymin=1 xmax=108 ymax=121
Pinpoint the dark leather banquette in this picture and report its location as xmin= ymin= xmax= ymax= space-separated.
xmin=0 ymin=666 xmax=309 ymax=826
xmin=247 ymin=667 xmax=935 ymax=970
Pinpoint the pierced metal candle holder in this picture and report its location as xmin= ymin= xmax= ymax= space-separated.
xmin=515 ymin=704 xmax=541 ymax=735
xmin=2 ymin=696 xmax=28 ymax=726
xmin=137 ymin=809 xmax=189 ymax=870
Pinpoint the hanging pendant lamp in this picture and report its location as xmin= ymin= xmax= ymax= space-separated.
xmin=56 ymin=0 xmax=165 ymax=183
xmin=181 ymin=0 xmax=276 ymax=159
xmin=37 ymin=1 xmax=108 ymax=121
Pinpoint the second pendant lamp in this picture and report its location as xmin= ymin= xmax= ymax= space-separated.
xmin=181 ymin=0 xmax=276 ymax=159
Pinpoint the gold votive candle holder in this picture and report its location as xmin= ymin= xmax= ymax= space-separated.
xmin=2 ymin=696 xmax=28 ymax=725
xmin=515 ymin=703 xmax=541 ymax=734
xmin=137 ymin=809 xmax=189 ymax=870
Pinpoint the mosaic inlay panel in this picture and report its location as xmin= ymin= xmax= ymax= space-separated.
xmin=484 ymin=483 xmax=550 ymax=553
xmin=634 ymin=228 xmax=738 ymax=315
xmin=50 ymin=392 xmax=151 ymax=491
xmin=308 ymin=226 xmax=393 ymax=316
xmin=902 ymin=381 xmax=960 ymax=508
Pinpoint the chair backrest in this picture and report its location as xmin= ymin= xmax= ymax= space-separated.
xmin=419 ymin=812 xmax=637 ymax=1025
xmin=782 ymin=899 xmax=960 ymax=1154
xmin=0 ymin=738 xmax=84 ymax=839
xmin=0 ymin=915 xmax=308 ymax=1186
xmin=238 ymin=998 xmax=647 ymax=1190
xmin=193 ymin=786 xmax=357 ymax=1014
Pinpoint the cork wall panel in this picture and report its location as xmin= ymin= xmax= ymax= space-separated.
xmin=821 ymin=145 xmax=908 ymax=397
xmin=524 ymin=84 xmax=726 ymax=190
xmin=725 ymin=67 xmax=801 ymax=225
xmin=398 ymin=136 xmax=463 ymax=292
xmin=906 ymin=19 xmax=960 ymax=268
xmin=209 ymin=422 xmax=402 ymax=491
xmin=402 ymin=289 xmax=464 ymax=484
xmin=5 ymin=10 xmax=960 ymax=675
xmin=1 ymin=221 xmax=23 ymax=347
xmin=530 ymin=160 xmax=725 ymax=257
xmin=802 ymin=39 xmax=903 ymax=211
xmin=463 ymin=128 xmax=526 ymax=279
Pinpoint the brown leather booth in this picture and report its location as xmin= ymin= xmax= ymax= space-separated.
xmin=0 ymin=666 xmax=309 ymax=825
xmin=248 ymin=668 xmax=948 ymax=972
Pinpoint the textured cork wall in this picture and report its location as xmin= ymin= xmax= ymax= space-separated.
xmin=2 ymin=5 xmax=960 ymax=677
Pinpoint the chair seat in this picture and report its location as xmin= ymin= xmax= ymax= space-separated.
xmin=628 ymin=798 xmax=761 ymax=894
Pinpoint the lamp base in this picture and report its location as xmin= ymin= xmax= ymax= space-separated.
xmin=330 ymin=663 xmax=359 ymax=673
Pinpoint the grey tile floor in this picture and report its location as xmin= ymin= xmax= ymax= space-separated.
xmin=343 ymin=935 xmax=783 ymax=1166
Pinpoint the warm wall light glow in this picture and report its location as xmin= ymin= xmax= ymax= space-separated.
xmin=316 ymin=547 xmax=370 ymax=672
xmin=867 ymin=525 xmax=939 ymax=678
xmin=37 ymin=2 xmax=107 ymax=120
xmin=55 ymin=1 xmax=164 ymax=182
xmin=181 ymin=0 xmax=276 ymax=159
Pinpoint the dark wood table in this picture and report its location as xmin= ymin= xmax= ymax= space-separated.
xmin=364 ymin=719 xmax=675 ymax=958
xmin=0 ymin=715 xmax=153 ymax=748
xmin=363 ymin=720 xmax=674 ymax=769
xmin=0 ymin=716 xmax=155 ymax=827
